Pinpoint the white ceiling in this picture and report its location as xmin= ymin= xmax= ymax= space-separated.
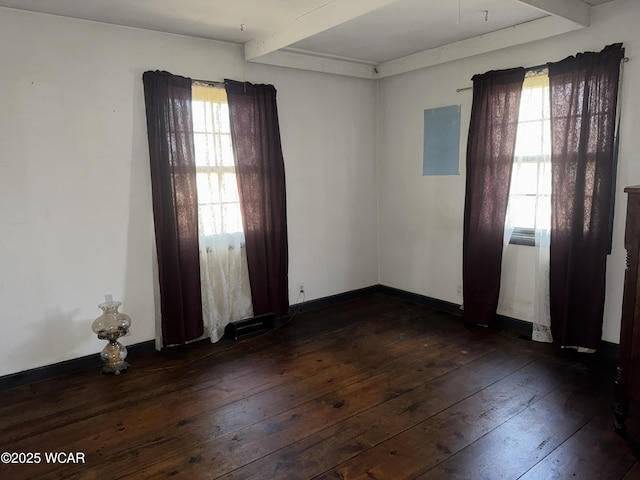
xmin=0 ymin=0 xmax=616 ymax=78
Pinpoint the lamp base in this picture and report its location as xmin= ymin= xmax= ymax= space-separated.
xmin=100 ymin=361 xmax=130 ymax=375
xmin=98 ymin=340 xmax=129 ymax=375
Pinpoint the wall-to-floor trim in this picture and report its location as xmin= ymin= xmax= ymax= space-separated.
xmin=0 ymin=340 xmax=156 ymax=391
xmin=288 ymin=284 xmax=386 ymax=316
xmin=376 ymin=285 xmax=619 ymax=361
xmin=1 ymin=284 xmax=619 ymax=390
xmin=376 ymin=285 xmax=462 ymax=316
xmin=377 ymin=285 xmax=533 ymax=336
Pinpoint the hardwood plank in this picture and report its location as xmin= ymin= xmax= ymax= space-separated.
xmin=314 ymin=355 xmax=576 ymax=480
xmin=414 ymin=373 xmax=608 ymax=479
xmin=112 ymin=331 xmax=504 ymax=479
xmin=3 ymin=298 xmax=476 ymax=479
xmin=0 ymin=294 xmax=632 ymax=480
xmin=518 ymin=412 xmax=638 ymax=480
xmin=0 ymin=296 xmax=404 ymax=440
xmin=208 ymin=350 xmax=539 ymax=479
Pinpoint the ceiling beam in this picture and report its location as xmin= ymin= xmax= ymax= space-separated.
xmin=512 ymin=0 xmax=590 ymax=27
xmin=375 ymin=15 xmax=585 ymax=79
xmin=244 ymin=0 xmax=401 ymax=61
xmin=249 ymin=49 xmax=377 ymax=79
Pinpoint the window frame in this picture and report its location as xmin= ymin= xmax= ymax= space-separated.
xmin=191 ymin=85 xmax=244 ymax=237
xmin=507 ymin=71 xmax=551 ymax=247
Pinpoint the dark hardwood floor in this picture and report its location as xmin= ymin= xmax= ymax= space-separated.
xmin=1 ymin=294 xmax=639 ymax=479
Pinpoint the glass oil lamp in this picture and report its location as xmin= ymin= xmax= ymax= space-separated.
xmin=92 ymin=294 xmax=131 ymax=374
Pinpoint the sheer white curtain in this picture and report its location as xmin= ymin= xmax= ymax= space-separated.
xmin=193 ymin=85 xmax=253 ymax=342
xmin=504 ymin=73 xmax=553 ymax=343
xmin=198 ymin=233 xmax=253 ymax=342
xmin=532 ymin=159 xmax=552 ymax=343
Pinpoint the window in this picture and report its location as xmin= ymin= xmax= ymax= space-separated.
xmin=191 ymin=83 xmax=253 ymax=340
xmin=506 ymin=72 xmax=552 ymax=246
xmin=191 ymin=84 xmax=243 ymax=236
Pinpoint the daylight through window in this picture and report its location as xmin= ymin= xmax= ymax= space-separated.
xmin=192 ymin=85 xmax=243 ymax=236
xmin=506 ymin=72 xmax=552 ymax=245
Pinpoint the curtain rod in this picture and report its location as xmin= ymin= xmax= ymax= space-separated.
xmin=456 ymin=57 xmax=629 ymax=93
xmin=193 ymin=79 xmax=225 ymax=88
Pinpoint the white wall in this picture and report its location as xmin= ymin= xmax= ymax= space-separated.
xmin=244 ymin=64 xmax=379 ymax=304
xmin=2 ymin=0 xmax=637 ymax=378
xmin=0 ymin=8 xmax=378 ymax=376
xmin=377 ymin=0 xmax=640 ymax=344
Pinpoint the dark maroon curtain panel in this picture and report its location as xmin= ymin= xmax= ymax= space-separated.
xmin=225 ymin=79 xmax=289 ymax=316
xmin=548 ymin=44 xmax=624 ymax=349
xmin=142 ymin=70 xmax=204 ymax=345
xmin=463 ymin=68 xmax=525 ymax=326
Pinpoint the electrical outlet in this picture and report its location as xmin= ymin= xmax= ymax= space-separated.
xmin=299 ymin=284 xmax=305 ymax=294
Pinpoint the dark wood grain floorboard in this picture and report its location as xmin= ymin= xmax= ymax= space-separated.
xmin=315 ymin=354 xmax=572 ymax=480
xmin=0 ymin=294 xmax=636 ymax=480
xmin=414 ymin=374 xmax=608 ymax=479
xmin=517 ymin=412 xmax=637 ymax=480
